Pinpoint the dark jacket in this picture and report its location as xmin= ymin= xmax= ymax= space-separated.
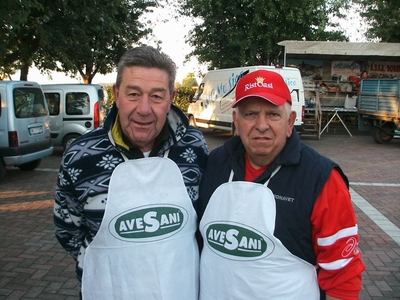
xmin=198 ymin=131 xmax=347 ymax=265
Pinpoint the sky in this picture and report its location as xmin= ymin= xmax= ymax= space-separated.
xmin=13 ymin=6 xmax=367 ymax=85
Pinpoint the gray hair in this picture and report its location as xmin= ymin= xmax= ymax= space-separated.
xmin=115 ymin=45 xmax=177 ymax=93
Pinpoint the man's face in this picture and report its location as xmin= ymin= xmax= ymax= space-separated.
xmin=113 ymin=66 xmax=175 ymax=152
xmin=233 ymin=97 xmax=296 ymax=168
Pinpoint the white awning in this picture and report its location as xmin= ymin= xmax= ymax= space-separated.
xmin=278 ymin=40 xmax=400 ymax=62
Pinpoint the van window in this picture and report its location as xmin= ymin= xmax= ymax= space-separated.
xmin=14 ymin=87 xmax=48 ymax=118
xmin=66 ymin=92 xmax=90 ymax=115
xmin=45 ymin=92 xmax=61 ymax=115
xmin=195 ymin=83 xmax=204 ymax=100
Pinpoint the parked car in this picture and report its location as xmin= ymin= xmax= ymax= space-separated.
xmin=41 ymin=84 xmax=108 ymax=150
xmin=0 ymin=81 xmax=53 ymax=182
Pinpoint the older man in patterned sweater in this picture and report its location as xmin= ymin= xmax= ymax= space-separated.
xmin=54 ymin=46 xmax=208 ymax=299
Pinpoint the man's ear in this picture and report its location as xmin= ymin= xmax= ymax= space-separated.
xmin=232 ymin=109 xmax=239 ymax=136
xmin=287 ymin=111 xmax=297 ymax=137
xmin=113 ymin=84 xmax=119 ymax=108
xmin=170 ymin=90 xmax=177 ymax=103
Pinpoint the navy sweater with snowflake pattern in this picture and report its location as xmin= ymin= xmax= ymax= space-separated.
xmin=54 ymin=104 xmax=208 ymax=282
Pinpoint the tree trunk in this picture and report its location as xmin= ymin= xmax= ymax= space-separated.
xmin=19 ymin=60 xmax=29 ymax=81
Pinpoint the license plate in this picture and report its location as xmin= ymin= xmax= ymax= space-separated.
xmin=29 ymin=126 xmax=43 ymax=135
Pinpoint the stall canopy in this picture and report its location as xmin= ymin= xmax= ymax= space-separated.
xmin=278 ymin=40 xmax=400 ymax=65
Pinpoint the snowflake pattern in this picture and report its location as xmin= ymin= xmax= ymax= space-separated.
xmin=187 ymin=186 xmax=198 ymax=201
xmin=96 ymin=154 xmax=123 ymax=170
xmin=67 ymin=168 xmax=82 ymax=183
xmin=175 ymin=122 xmax=185 ymax=139
xmin=68 ymin=236 xmax=83 ymax=249
xmin=58 ymin=172 xmax=68 ymax=186
xmin=55 ymin=206 xmax=70 ymax=221
xmin=180 ymin=148 xmax=197 ymax=163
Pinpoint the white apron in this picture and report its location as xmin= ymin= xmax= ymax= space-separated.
xmin=199 ymin=173 xmax=319 ymax=300
xmin=82 ymin=157 xmax=199 ymax=300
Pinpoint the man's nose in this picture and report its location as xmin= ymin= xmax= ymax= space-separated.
xmin=255 ymin=114 xmax=270 ymax=131
xmin=137 ymin=96 xmax=152 ymax=115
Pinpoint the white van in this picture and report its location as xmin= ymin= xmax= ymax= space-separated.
xmin=187 ymin=66 xmax=305 ymax=133
xmin=0 ymin=81 xmax=53 ymax=181
xmin=41 ymin=84 xmax=108 ymax=150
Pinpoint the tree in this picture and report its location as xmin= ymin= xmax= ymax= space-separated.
xmin=0 ymin=0 xmax=50 ymax=80
xmin=36 ymin=0 xmax=157 ymax=83
xmin=181 ymin=72 xmax=198 ymax=88
xmin=353 ymin=0 xmax=400 ymax=42
xmin=174 ymin=87 xmax=193 ymax=113
xmin=1 ymin=0 xmax=157 ymax=82
xmin=179 ymin=0 xmax=349 ymax=69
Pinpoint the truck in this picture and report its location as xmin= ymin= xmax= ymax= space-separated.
xmin=357 ymin=78 xmax=400 ymax=143
xmin=187 ymin=66 xmax=305 ymax=134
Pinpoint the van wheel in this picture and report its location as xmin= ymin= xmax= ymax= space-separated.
xmin=63 ymin=134 xmax=80 ymax=151
xmin=18 ymin=159 xmax=41 ymax=171
xmin=0 ymin=159 xmax=6 ymax=181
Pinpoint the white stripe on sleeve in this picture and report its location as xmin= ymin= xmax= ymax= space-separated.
xmin=319 ymin=257 xmax=354 ymax=270
xmin=317 ymin=225 xmax=358 ymax=247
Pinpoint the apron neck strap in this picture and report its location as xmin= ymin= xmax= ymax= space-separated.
xmin=229 ymin=165 xmax=282 ymax=186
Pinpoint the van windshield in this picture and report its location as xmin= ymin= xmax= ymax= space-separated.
xmin=14 ymin=88 xmax=48 ymax=118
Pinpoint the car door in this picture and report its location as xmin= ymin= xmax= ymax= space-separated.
xmin=44 ymin=90 xmax=64 ymax=146
xmin=12 ymin=84 xmax=51 ymax=152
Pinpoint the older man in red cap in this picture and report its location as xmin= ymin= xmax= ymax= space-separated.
xmin=197 ymin=69 xmax=365 ymax=300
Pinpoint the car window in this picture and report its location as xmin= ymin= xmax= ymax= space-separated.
xmin=66 ymin=92 xmax=90 ymax=115
xmin=45 ymin=92 xmax=61 ymax=116
xmin=14 ymin=87 xmax=48 ymax=118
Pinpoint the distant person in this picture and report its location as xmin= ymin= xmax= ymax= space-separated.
xmin=54 ymin=45 xmax=208 ymax=299
xmin=355 ymin=70 xmax=369 ymax=92
xmin=197 ymin=69 xmax=365 ymax=300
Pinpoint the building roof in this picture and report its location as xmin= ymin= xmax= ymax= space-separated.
xmin=278 ymin=40 xmax=400 ymax=62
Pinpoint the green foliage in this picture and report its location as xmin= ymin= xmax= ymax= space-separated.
xmin=0 ymin=0 xmax=49 ymax=80
xmin=1 ymin=0 xmax=157 ymax=82
xmin=353 ymin=0 xmax=400 ymax=42
xmin=100 ymin=84 xmax=194 ymax=115
xmin=102 ymin=84 xmax=115 ymax=115
xmin=181 ymin=72 xmax=198 ymax=88
xmin=41 ymin=0 xmax=158 ymax=83
xmin=179 ymin=0 xmax=349 ymax=69
xmin=174 ymin=87 xmax=194 ymax=113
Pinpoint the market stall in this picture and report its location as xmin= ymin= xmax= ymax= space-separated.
xmin=277 ymin=40 xmax=400 ymax=138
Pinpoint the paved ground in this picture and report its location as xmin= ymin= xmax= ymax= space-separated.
xmin=0 ymin=125 xmax=399 ymax=299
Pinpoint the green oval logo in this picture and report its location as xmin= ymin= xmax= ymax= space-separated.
xmin=204 ymin=222 xmax=274 ymax=260
xmin=109 ymin=205 xmax=188 ymax=242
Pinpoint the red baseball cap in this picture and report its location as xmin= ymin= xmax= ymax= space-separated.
xmin=233 ymin=69 xmax=292 ymax=108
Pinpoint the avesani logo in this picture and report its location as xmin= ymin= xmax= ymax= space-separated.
xmin=204 ymin=222 xmax=275 ymax=260
xmin=244 ymin=76 xmax=274 ymax=91
xmin=109 ymin=204 xmax=188 ymax=242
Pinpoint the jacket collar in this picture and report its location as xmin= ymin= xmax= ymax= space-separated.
xmin=104 ymin=103 xmax=189 ymax=153
xmin=224 ymin=130 xmax=302 ymax=181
